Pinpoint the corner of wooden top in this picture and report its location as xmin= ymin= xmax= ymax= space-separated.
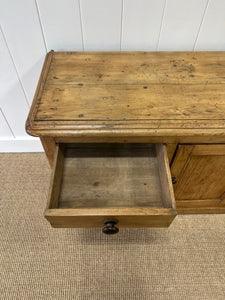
xmin=25 ymin=50 xmax=54 ymax=138
xmin=25 ymin=119 xmax=38 ymax=137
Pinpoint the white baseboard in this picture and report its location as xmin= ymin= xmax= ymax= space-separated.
xmin=0 ymin=138 xmax=44 ymax=152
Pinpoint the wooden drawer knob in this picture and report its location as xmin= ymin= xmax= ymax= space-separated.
xmin=102 ymin=219 xmax=119 ymax=235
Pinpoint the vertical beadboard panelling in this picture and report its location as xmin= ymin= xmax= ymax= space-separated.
xmin=0 ymin=110 xmax=13 ymax=139
xmin=37 ymin=0 xmax=83 ymax=51
xmin=122 ymin=0 xmax=165 ymax=51
xmin=80 ymin=0 xmax=122 ymax=51
xmin=195 ymin=0 xmax=225 ymax=50
xmin=0 ymin=0 xmax=46 ymax=105
xmin=158 ymin=0 xmax=208 ymax=51
xmin=0 ymin=29 xmax=30 ymax=138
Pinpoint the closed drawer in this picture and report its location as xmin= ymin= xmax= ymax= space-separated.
xmin=45 ymin=143 xmax=177 ymax=232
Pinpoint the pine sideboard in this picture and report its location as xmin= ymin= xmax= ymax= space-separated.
xmin=26 ymin=51 xmax=225 ymax=234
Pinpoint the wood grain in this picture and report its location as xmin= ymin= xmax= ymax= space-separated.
xmin=45 ymin=143 xmax=176 ymax=228
xmin=45 ymin=209 xmax=176 ymax=228
xmin=172 ymin=144 xmax=225 ymax=213
xmin=46 ymin=144 xmax=64 ymax=209
xmin=156 ymin=144 xmax=176 ymax=209
xmin=166 ymin=144 xmax=177 ymax=163
xmin=170 ymin=145 xmax=194 ymax=182
xmin=26 ymin=50 xmax=54 ymax=135
xmin=46 ymin=51 xmax=225 ymax=85
xmin=40 ymin=136 xmax=56 ymax=167
xmin=26 ymin=51 xmax=225 ymax=217
xmin=175 ymin=156 xmax=225 ymax=200
xmin=26 ymin=51 xmax=225 ymax=142
xmin=59 ymin=144 xmax=164 ymax=208
xmin=53 ymin=135 xmax=225 ymax=145
xmin=35 ymin=84 xmax=225 ymax=121
xmin=177 ymin=200 xmax=225 ymax=214
xmin=192 ymin=144 xmax=225 ymax=156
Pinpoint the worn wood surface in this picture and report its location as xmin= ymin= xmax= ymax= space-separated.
xmin=54 ymin=135 xmax=225 ymax=144
xmin=44 ymin=51 xmax=225 ymax=85
xmin=45 ymin=143 xmax=176 ymax=228
xmin=47 ymin=144 xmax=64 ymax=209
xmin=26 ymin=51 xmax=225 ymax=143
xmin=26 ymin=51 xmax=225 ymax=218
xmin=155 ymin=144 xmax=176 ymax=209
xmin=40 ymin=136 xmax=56 ymax=167
xmin=45 ymin=209 xmax=176 ymax=228
xmin=171 ymin=144 xmax=225 ymax=213
xmin=170 ymin=145 xmax=194 ymax=184
xmin=26 ymin=50 xmax=54 ymax=132
xmin=176 ymin=199 xmax=225 ymax=214
xmin=59 ymin=143 xmax=165 ymax=208
xmin=167 ymin=144 xmax=177 ymax=164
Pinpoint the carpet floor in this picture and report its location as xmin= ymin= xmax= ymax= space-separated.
xmin=0 ymin=153 xmax=225 ymax=300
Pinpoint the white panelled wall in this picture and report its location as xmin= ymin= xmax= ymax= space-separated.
xmin=0 ymin=0 xmax=225 ymax=152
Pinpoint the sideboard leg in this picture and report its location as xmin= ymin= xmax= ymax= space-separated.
xmin=40 ymin=137 xmax=56 ymax=167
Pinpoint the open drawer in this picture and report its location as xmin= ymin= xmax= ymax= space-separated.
xmin=45 ymin=143 xmax=177 ymax=233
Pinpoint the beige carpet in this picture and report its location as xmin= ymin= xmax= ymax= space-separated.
xmin=1 ymin=153 xmax=225 ymax=300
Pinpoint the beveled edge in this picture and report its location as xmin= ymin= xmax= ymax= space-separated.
xmin=25 ymin=50 xmax=54 ymax=137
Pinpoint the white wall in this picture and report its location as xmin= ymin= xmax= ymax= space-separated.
xmin=0 ymin=0 xmax=225 ymax=152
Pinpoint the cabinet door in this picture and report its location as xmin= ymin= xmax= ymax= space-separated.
xmin=171 ymin=144 xmax=225 ymax=213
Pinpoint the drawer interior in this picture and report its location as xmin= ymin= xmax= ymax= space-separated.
xmin=45 ymin=143 xmax=176 ymax=228
xmin=60 ymin=143 xmax=164 ymax=209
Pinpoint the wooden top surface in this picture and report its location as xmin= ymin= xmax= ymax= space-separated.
xmin=26 ymin=51 xmax=225 ymax=140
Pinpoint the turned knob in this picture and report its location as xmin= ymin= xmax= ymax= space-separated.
xmin=102 ymin=219 xmax=119 ymax=235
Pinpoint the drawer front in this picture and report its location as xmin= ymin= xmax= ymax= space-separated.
xmin=45 ymin=208 xmax=176 ymax=228
xmin=45 ymin=143 xmax=176 ymax=231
